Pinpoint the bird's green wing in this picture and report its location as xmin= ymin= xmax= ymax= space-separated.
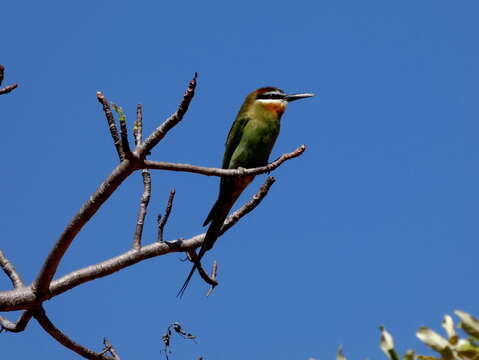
xmin=203 ymin=115 xmax=250 ymax=227
xmin=222 ymin=114 xmax=250 ymax=169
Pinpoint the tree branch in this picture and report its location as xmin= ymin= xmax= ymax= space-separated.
xmin=143 ymin=145 xmax=306 ymax=177
xmin=31 ymin=77 xmax=199 ymax=295
xmin=102 ymin=338 xmax=121 ymax=360
xmin=32 ymin=160 xmax=135 ymax=298
xmin=0 ymin=309 xmax=34 ymax=333
xmin=0 ymin=64 xmax=4 ymax=86
xmin=112 ymin=104 xmax=131 ymax=158
xmin=34 ymin=307 xmax=116 ymax=360
xmin=0 ymin=250 xmax=24 ymax=288
xmin=187 ymin=250 xmax=218 ymax=290
xmin=0 ymin=64 xmax=18 ymax=95
xmin=206 ymin=261 xmax=218 ymax=296
xmin=219 ymin=176 xmax=276 ymax=235
xmin=132 ymin=170 xmax=152 ymax=250
xmin=49 ymin=177 xmax=274 ymax=299
xmin=136 ymin=73 xmax=197 ymax=158
xmin=2 ymin=76 xmax=201 ymax=311
xmin=0 ymin=83 xmax=18 ymax=95
xmin=97 ymin=92 xmax=125 ymax=161
xmin=157 ymin=189 xmax=176 ymax=242
xmin=0 ymin=176 xmax=276 ymax=312
xmin=134 ymin=104 xmax=143 ymax=147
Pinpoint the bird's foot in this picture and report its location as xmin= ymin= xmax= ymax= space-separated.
xmin=237 ymin=167 xmax=246 ymax=176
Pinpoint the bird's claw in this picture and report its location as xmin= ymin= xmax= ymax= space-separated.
xmin=237 ymin=167 xmax=246 ymax=176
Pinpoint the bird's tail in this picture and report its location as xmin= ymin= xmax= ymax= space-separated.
xmin=177 ymin=176 xmax=254 ymax=297
xmin=177 ymin=204 xmax=231 ymax=298
xmin=177 ymin=262 xmax=198 ymax=298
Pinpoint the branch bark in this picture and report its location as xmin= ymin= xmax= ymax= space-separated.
xmin=157 ymin=189 xmax=176 ymax=242
xmin=143 ymin=145 xmax=306 ymax=177
xmin=132 ymin=170 xmax=152 ymax=250
xmin=97 ymin=92 xmax=125 ymax=160
xmin=0 ymin=250 xmax=24 ymax=288
xmin=35 ymin=307 xmax=116 ymax=360
xmin=32 ymin=160 xmax=135 ymax=298
xmin=187 ymin=250 xmax=218 ymax=290
xmin=0 ymin=310 xmax=34 ymax=333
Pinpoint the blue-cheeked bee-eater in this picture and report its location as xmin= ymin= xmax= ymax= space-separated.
xmin=178 ymin=87 xmax=314 ymax=297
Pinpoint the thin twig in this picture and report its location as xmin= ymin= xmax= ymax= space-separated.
xmin=34 ymin=307 xmax=115 ymax=360
xmin=186 ymin=250 xmax=218 ymax=288
xmin=219 ymin=176 xmax=276 ymax=235
xmin=112 ymin=104 xmax=131 ymax=158
xmin=103 ymin=338 xmax=121 ymax=360
xmin=136 ymin=73 xmax=197 ymax=158
xmin=0 ymin=83 xmax=18 ymax=95
xmin=0 ymin=250 xmax=24 ymax=288
xmin=0 ymin=64 xmax=18 ymax=95
xmin=157 ymin=189 xmax=176 ymax=242
xmin=0 ymin=309 xmax=34 ymax=333
xmin=134 ymin=104 xmax=143 ymax=147
xmin=0 ymin=65 xmax=18 ymax=95
xmin=206 ymin=261 xmax=218 ymax=296
xmin=0 ymin=64 xmax=4 ymax=86
xmin=132 ymin=170 xmax=152 ymax=250
xmin=144 ymin=145 xmax=306 ymax=177
xmin=97 ymin=92 xmax=125 ymax=161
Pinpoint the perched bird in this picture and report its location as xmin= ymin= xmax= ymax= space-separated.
xmin=178 ymin=87 xmax=314 ymax=297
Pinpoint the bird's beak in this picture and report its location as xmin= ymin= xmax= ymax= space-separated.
xmin=284 ymin=93 xmax=315 ymax=102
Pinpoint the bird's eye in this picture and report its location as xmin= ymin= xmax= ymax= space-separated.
xmin=257 ymin=92 xmax=284 ymax=100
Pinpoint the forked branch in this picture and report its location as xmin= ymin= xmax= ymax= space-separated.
xmin=0 ymin=176 xmax=277 ymax=313
xmin=187 ymin=250 xmax=218 ymax=291
xmin=0 ymin=67 xmax=305 ymax=360
xmin=31 ymin=74 xmax=198 ymax=299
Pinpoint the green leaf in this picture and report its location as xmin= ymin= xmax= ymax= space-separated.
xmin=111 ymin=103 xmax=126 ymax=123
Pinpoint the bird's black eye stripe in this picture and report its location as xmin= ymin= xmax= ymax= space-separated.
xmin=257 ymin=92 xmax=284 ymax=100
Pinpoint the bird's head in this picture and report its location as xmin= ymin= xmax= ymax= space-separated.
xmin=245 ymin=87 xmax=314 ymax=118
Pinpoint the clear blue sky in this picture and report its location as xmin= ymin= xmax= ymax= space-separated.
xmin=1 ymin=1 xmax=478 ymax=359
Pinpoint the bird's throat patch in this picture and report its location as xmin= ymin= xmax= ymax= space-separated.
xmin=263 ymin=101 xmax=286 ymax=116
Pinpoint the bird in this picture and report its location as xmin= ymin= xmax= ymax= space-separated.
xmin=177 ymin=87 xmax=314 ymax=297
